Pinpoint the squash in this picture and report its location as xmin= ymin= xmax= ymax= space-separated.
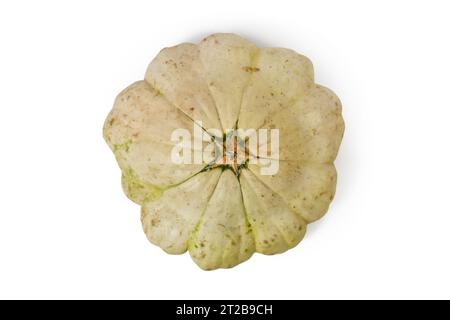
xmin=103 ymin=33 xmax=344 ymax=270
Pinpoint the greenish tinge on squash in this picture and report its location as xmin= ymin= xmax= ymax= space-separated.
xmin=113 ymin=139 xmax=133 ymax=153
xmin=103 ymin=33 xmax=345 ymax=270
xmin=121 ymin=168 xmax=162 ymax=205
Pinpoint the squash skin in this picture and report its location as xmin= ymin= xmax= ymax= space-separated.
xmin=103 ymin=33 xmax=344 ymax=270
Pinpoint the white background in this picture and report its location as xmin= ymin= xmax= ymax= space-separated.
xmin=1 ymin=0 xmax=449 ymax=300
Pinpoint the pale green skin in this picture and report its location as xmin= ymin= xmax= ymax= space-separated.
xmin=103 ymin=33 xmax=344 ymax=270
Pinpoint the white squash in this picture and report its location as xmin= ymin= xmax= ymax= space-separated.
xmin=103 ymin=33 xmax=344 ymax=270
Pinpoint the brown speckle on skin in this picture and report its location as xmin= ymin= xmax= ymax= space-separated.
xmin=164 ymin=59 xmax=178 ymax=68
xmin=242 ymin=66 xmax=260 ymax=73
xmin=150 ymin=216 xmax=160 ymax=227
